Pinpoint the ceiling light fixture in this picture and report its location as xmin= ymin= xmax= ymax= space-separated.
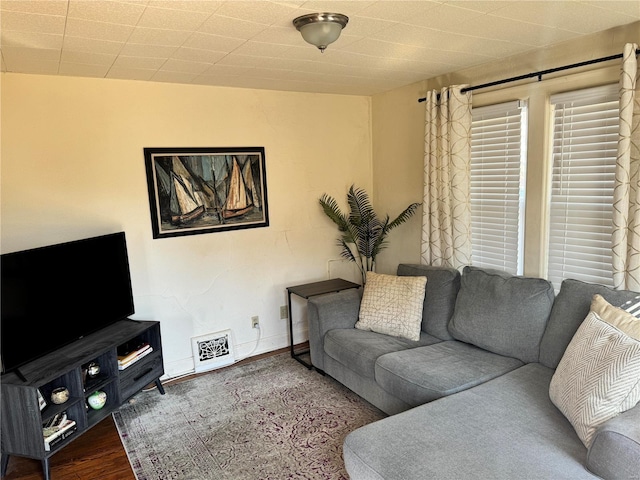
xmin=293 ymin=13 xmax=349 ymax=53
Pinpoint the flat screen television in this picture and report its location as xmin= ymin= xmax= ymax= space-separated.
xmin=1 ymin=232 xmax=135 ymax=376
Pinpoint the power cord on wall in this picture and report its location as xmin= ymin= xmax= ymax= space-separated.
xmin=140 ymin=325 xmax=262 ymax=393
xmin=235 ymin=324 xmax=262 ymax=362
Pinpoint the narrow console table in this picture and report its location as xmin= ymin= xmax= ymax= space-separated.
xmin=0 ymin=319 xmax=165 ymax=480
xmin=287 ymin=278 xmax=360 ymax=369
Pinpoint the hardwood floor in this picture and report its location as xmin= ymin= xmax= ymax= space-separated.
xmin=3 ymin=416 xmax=135 ymax=480
xmin=3 ymin=346 xmax=301 ymax=480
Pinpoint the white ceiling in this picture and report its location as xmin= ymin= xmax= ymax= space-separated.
xmin=1 ymin=0 xmax=639 ymax=96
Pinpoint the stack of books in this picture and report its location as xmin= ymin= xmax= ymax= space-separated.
xmin=43 ymin=412 xmax=76 ymax=451
xmin=118 ymin=342 xmax=153 ymax=370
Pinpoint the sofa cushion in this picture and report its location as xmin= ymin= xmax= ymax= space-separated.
xmin=586 ymin=403 xmax=640 ymax=480
xmin=375 ymin=340 xmax=523 ymax=407
xmin=539 ymin=278 xmax=640 ymax=369
xmin=324 ymin=328 xmax=440 ymax=380
xmin=323 ymin=354 xmax=413 ymax=416
xmin=448 ymin=266 xmax=554 ymax=363
xmin=397 ymin=264 xmax=460 ymax=340
xmin=307 ymin=288 xmax=362 ymax=371
xmin=356 ymin=272 xmax=427 ymax=341
xmin=549 ymin=296 xmax=640 ymax=448
xmin=344 ymin=363 xmax=597 ymax=480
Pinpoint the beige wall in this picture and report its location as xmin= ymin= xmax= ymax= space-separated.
xmin=372 ymin=21 xmax=640 ymax=277
xmin=1 ymin=73 xmax=372 ymax=376
xmin=2 ymin=21 xmax=637 ymax=374
xmin=371 ymin=81 xmax=425 ymax=274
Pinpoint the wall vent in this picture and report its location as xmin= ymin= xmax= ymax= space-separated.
xmin=191 ymin=330 xmax=235 ymax=373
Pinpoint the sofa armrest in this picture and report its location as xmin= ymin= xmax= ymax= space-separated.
xmin=586 ymin=402 xmax=640 ymax=480
xmin=307 ymin=288 xmax=362 ymax=371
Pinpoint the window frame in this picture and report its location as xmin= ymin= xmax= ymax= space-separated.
xmin=470 ymin=100 xmax=528 ymax=275
xmin=545 ymin=83 xmax=619 ymax=289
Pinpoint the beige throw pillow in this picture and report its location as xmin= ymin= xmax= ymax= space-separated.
xmin=592 ymin=294 xmax=640 ymax=340
xmin=355 ymin=272 xmax=426 ymax=342
xmin=549 ymin=295 xmax=640 ymax=448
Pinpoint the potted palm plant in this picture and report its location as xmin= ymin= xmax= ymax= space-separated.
xmin=319 ymin=185 xmax=420 ymax=285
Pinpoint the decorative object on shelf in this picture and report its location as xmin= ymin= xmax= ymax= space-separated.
xmin=42 ymin=411 xmax=68 ymax=436
xmin=44 ymin=420 xmax=77 ymax=452
xmin=293 ymin=13 xmax=348 ymax=52
xmin=86 ymin=362 xmax=101 ymax=378
xmin=50 ymin=387 xmax=69 ymax=405
xmin=87 ymin=390 xmax=107 ymax=410
xmin=42 ymin=412 xmax=76 ymax=452
xmin=319 ymin=185 xmax=421 ymax=284
xmin=37 ymin=389 xmax=47 ymax=411
xmin=144 ymin=147 xmax=269 ymax=239
xmin=117 ymin=342 xmax=153 ymax=370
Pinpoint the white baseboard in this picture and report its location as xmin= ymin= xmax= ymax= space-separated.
xmin=162 ymin=324 xmax=309 ymax=379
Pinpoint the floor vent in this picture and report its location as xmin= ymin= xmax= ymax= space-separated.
xmin=191 ymin=330 xmax=235 ymax=373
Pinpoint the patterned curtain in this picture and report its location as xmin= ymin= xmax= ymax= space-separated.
xmin=421 ymin=86 xmax=472 ymax=268
xmin=612 ymin=43 xmax=640 ymax=291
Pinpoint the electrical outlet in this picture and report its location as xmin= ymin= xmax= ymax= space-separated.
xmin=280 ymin=305 xmax=288 ymax=319
xmin=251 ymin=316 xmax=259 ymax=329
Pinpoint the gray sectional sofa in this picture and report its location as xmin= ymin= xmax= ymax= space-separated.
xmin=307 ymin=264 xmax=640 ymax=479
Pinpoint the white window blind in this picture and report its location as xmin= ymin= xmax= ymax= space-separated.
xmin=547 ymin=84 xmax=619 ymax=289
xmin=471 ymin=100 xmax=527 ymax=275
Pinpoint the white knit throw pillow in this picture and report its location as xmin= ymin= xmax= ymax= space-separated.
xmin=549 ymin=295 xmax=640 ymax=448
xmin=355 ymin=272 xmax=426 ymax=342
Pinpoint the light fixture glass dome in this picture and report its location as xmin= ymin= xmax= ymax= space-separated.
xmin=293 ymin=13 xmax=349 ymax=53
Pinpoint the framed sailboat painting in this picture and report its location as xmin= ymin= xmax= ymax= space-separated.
xmin=144 ymin=147 xmax=269 ymax=239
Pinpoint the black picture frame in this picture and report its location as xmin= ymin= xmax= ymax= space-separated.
xmin=144 ymin=147 xmax=269 ymax=239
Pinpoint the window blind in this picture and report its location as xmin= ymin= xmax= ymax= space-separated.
xmin=547 ymin=84 xmax=619 ymax=289
xmin=471 ymin=100 xmax=527 ymax=275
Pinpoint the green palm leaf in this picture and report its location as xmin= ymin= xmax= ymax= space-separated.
xmin=386 ymin=202 xmax=421 ymax=231
xmin=319 ymin=194 xmax=349 ymax=232
xmin=319 ymin=185 xmax=420 ymax=284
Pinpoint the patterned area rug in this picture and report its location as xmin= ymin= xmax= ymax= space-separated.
xmin=113 ymin=353 xmax=384 ymax=480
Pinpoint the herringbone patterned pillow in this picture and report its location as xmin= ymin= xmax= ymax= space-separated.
xmin=549 ymin=297 xmax=640 ymax=448
xmin=355 ymin=272 xmax=427 ymax=341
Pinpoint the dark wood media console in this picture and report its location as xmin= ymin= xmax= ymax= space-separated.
xmin=1 ymin=319 xmax=165 ymax=480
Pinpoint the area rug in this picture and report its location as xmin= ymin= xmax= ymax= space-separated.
xmin=113 ymin=353 xmax=384 ymax=480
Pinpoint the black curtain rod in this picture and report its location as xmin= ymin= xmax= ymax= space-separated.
xmin=417 ymin=48 xmax=640 ymax=103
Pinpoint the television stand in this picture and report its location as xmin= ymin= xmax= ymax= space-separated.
xmin=13 ymin=367 xmax=27 ymax=383
xmin=1 ymin=319 xmax=164 ymax=480
xmin=153 ymin=378 xmax=166 ymax=395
